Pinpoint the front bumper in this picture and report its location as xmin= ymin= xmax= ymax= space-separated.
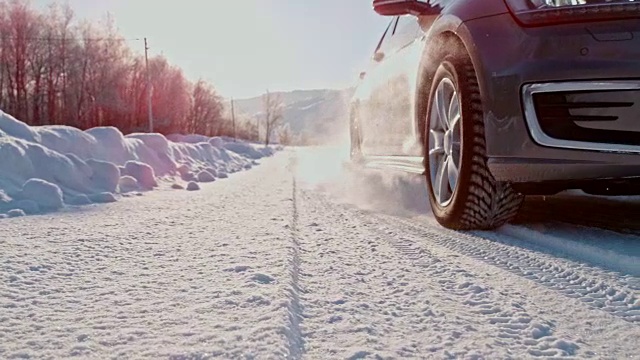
xmin=459 ymin=13 xmax=640 ymax=183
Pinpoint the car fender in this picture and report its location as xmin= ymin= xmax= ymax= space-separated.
xmin=414 ymin=6 xmax=507 ymax=144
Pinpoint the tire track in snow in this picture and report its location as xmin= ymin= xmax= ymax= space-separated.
xmin=304 ymin=195 xmax=548 ymax=357
xmin=496 ymin=224 xmax=640 ymax=281
xmin=366 ymin=210 xmax=640 ymax=357
xmin=383 ymin=232 xmax=439 ymax=269
xmin=284 ymin=176 xmax=305 ymax=359
xmin=377 ymin=227 xmax=555 ymax=356
xmin=378 ymin=214 xmax=640 ymax=325
xmin=310 ymin=195 xmax=585 ymax=357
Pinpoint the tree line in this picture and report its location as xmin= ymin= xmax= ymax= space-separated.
xmin=0 ymin=0 xmax=264 ymax=140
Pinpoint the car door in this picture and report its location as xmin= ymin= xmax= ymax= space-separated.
xmin=379 ymin=15 xmax=427 ymax=156
xmin=355 ymin=17 xmax=398 ymax=156
xmin=357 ymin=15 xmax=428 ymax=156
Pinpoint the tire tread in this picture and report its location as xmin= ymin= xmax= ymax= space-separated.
xmin=445 ymin=59 xmax=523 ymax=230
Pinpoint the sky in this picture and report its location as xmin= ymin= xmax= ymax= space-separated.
xmin=33 ymin=0 xmax=391 ymax=99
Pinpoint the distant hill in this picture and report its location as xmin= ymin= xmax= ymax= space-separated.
xmin=234 ymin=88 xmax=354 ymax=144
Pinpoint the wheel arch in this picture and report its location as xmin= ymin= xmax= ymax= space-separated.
xmin=414 ymin=18 xmax=489 ymax=152
xmin=415 ymin=20 xmax=524 ymax=229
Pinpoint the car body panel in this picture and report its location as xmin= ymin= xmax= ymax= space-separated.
xmin=355 ymin=0 xmax=510 ymax=158
xmin=354 ymin=15 xmax=427 ymax=156
xmin=462 ymin=14 xmax=640 ymax=182
xmin=354 ymin=0 xmax=640 ymax=189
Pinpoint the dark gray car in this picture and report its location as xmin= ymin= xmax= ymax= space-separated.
xmin=350 ymin=0 xmax=640 ymax=230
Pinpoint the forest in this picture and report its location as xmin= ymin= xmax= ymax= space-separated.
xmin=0 ymin=0 xmax=261 ymax=139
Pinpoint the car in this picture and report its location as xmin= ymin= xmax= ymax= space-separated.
xmin=350 ymin=0 xmax=640 ymax=230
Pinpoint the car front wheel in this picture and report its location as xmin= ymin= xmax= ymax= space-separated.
xmin=425 ymin=52 xmax=523 ymax=230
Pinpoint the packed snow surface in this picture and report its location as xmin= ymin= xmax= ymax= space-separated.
xmin=0 ymin=110 xmax=277 ymax=217
xmin=1 ymin=146 xmax=639 ymax=358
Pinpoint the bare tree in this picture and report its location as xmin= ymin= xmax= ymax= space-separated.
xmin=230 ymin=113 xmax=258 ymax=142
xmin=262 ymin=90 xmax=284 ymax=146
xmin=190 ymin=79 xmax=224 ymax=136
xmin=1 ymin=0 xmax=39 ymax=120
xmin=277 ymin=123 xmax=292 ymax=146
xmin=0 ymin=0 xmax=243 ymax=139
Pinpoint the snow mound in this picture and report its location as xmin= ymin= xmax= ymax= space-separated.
xmin=186 ymin=182 xmax=200 ymax=191
xmin=15 ymin=200 xmax=40 ymax=215
xmin=7 ymin=209 xmax=26 ymax=218
xmin=209 ymin=137 xmax=225 ymax=148
xmin=87 ymin=159 xmax=120 ymax=193
xmin=21 ymin=179 xmax=64 ymax=211
xmin=119 ymin=176 xmax=139 ymax=193
xmin=0 ymin=190 xmax=11 ymax=207
xmin=166 ymin=134 xmax=210 ymax=144
xmin=224 ymin=142 xmax=270 ymax=160
xmin=205 ymin=167 xmax=218 ymax=178
xmin=66 ymin=194 xmax=92 ymax=206
xmin=0 ymin=110 xmax=280 ymax=218
xmin=197 ymin=170 xmax=216 ymax=183
xmin=0 ymin=113 xmax=40 ymax=143
xmin=89 ymin=192 xmax=118 ymax=203
xmin=123 ymin=161 xmax=157 ymax=190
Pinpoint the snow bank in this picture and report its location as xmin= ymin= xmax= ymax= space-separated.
xmin=21 ymin=179 xmax=64 ymax=211
xmin=197 ymin=170 xmax=216 ymax=183
xmin=186 ymin=182 xmax=200 ymax=191
xmin=0 ymin=110 xmax=280 ymax=217
xmin=119 ymin=176 xmax=139 ymax=193
xmin=224 ymin=142 xmax=274 ymax=160
xmin=123 ymin=161 xmax=157 ymax=190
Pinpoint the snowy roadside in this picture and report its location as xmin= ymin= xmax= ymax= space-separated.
xmin=1 ymin=151 xmax=297 ymax=359
xmin=293 ymin=148 xmax=640 ymax=358
xmin=2 ymin=146 xmax=639 ymax=359
xmin=0 ymin=110 xmax=278 ymax=219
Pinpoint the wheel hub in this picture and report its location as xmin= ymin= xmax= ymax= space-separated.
xmin=428 ymin=77 xmax=462 ymax=207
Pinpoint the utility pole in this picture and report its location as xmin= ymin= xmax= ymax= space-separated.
xmin=144 ymin=38 xmax=154 ymax=133
xmin=231 ymin=97 xmax=236 ymax=142
xmin=263 ymin=89 xmax=269 ymax=145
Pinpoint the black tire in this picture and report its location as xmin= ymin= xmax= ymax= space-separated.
xmin=425 ymin=51 xmax=523 ymax=230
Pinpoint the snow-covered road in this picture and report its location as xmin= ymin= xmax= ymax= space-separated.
xmin=2 ymin=147 xmax=639 ymax=359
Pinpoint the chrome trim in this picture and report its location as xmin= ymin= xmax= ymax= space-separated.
xmin=522 ymin=81 xmax=640 ymax=154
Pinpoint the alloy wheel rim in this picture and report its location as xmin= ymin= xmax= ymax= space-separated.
xmin=428 ymin=78 xmax=462 ymax=207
